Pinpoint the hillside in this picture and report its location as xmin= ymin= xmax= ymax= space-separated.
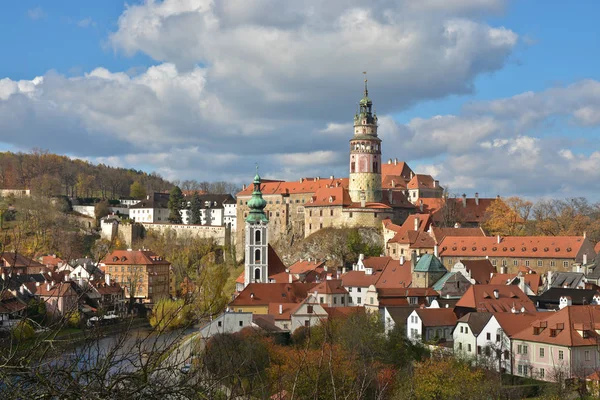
xmin=0 ymin=150 xmax=173 ymax=199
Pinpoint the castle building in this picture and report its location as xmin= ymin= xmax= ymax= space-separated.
xmin=235 ymin=78 xmax=444 ymax=256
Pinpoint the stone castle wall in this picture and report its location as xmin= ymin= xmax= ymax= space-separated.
xmin=140 ymin=223 xmax=230 ymax=247
xmin=349 ymin=172 xmax=382 ymax=203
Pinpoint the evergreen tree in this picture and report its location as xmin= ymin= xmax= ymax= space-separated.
xmin=168 ymin=186 xmax=184 ymax=224
xmin=190 ymin=191 xmax=202 ymax=225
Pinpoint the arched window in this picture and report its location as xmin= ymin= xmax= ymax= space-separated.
xmin=255 ymin=230 xmax=261 ymax=243
xmin=255 ymin=249 xmax=261 ymax=263
xmin=254 ymin=268 xmax=261 ymax=282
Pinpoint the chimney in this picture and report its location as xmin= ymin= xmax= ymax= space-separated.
xmin=242 ymin=184 xmax=246 ymax=190
xmin=419 ymin=199 xmax=423 ymax=212
xmin=288 ymin=273 xmax=293 ymax=284
xmin=583 ymin=254 xmax=588 ymax=265
xmin=410 ymin=171 xmax=414 ymax=179
xmin=330 ymin=175 xmax=334 ymax=180
xmin=400 ymin=255 xmax=405 ymax=264
xmin=46 ymin=284 xmax=50 ymax=292
xmin=394 ymin=158 xmax=398 ymax=165
xmin=250 ymin=293 xmax=255 ymax=299
xmin=500 ymin=266 xmax=507 ymax=274
xmin=475 ymin=192 xmax=479 ymax=206
xmin=434 ymin=245 xmax=438 ymax=257
xmin=434 ymin=180 xmax=439 ymax=188
xmin=388 ymin=159 xmax=392 ymax=164
xmin=391 ymin=179 xmax=395 ymax=188
xmin=64 ymin=274 xmax=68 ymax=282
xmin=461 ymin=193 xmax=467 ymax=208
xmin=342 ymin=267 xmax=347 ymax=274
xmin=279 ymin=304 xmax=283 ymax=315
xmin=493 ymin=289 xmax=499 ymax=299
xmin=559 ymin=296 xmax=572 ymax=309
xmin=584 ymin=231 xmax=587 ymax=239
xmin=105 ymin=273 xmax=111 ymax=285
xmin=388 ymin=189 xmax=393 ymax=204
xmin=414 ymin=217 xmax=419 ymax=231
xmin=497 ymin=235 xmax=501 ymax=244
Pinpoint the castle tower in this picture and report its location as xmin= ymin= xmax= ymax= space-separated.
xmin=244 ymin=167 xmax=269 ymax=287
xmin=349 ymin=74 xmax=382 ymax=203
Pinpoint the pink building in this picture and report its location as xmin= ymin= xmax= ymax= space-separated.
xmin=511 ymin=304 xmax=600 ymax=382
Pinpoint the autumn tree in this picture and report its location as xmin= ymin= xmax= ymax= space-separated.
xmin=482 ymin=196 xmax=532 ymax=236
xmin=531 ymin=197 xmax=600 ymax=242
xmin=168 ymin=186 xmax=184 ymax=224
xmin=149 ymin=298 xmax=193 ymax=331
xmin=94 ymin=199 xmax=110 ymax=220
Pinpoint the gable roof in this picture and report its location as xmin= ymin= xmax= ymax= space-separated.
xmin=288 ymin=259 xmax=326 ymax=275
xmin=407 ymin=174 xmax=438 ymax=190
xmin=457 ymin=312 xmax=493 ymax=336
xmin=492 ymin=312 xmax=545 ymax=337
xmin=414 ymin=308 xmax=457 ymax=327
xmin=381 ymin=161 xmax=413 ymax=181
xmin=311 ymin=279 xmax=348 ymax=295
xmin=458 ymin=259 xmax=496 ymax=285
xmin=229 ymin=282 xmax=316 ymax=307
xmin=440 ymin=236 xmax=593 ymax=260
xmin=375 ymin=259 xmax=412 ymax=289
xmin=489 ymin=272 xmax=542 ymax=294
xmin=414 ymin=254 xmax=447 ymax=273
xmin=512 ymin=305 xmax=600 ymax=347
xmin=237 ymin=177 xmax=349 ymax=197
xmin=455 ymin=284 xmax=536 ymax=313
xmin=341 ymin=270 xmax=381 ymax=288
xmin=431 ymin=227 xmax=485 ymax=244
xmin=1 ymin=252 xmax=44 ymax=268
xmin=550 ymin=272 xmax=586 ymax=289
xmin=100 ymin=250 xmax=170 ymax=265
xmin=305 ymin=186 xmax=352 ymax=207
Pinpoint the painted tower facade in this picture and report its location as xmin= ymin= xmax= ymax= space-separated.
xmin=349 ymin=78 xmax=382 ymax=203
xmin=244 ymin=168 xmax=269 ymax=287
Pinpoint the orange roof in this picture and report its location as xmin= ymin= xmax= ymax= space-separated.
xmin=311 ymin=279 xmax=348 ymax=295
xmin=40 ymin=255 xmax=64 ymax=267
xmin=340 ymin=270 xmax=381 ymax=287
xmin=237 ymin=177 xmax=349 ymax=197
xmin=36 ymin=282 xmax=77 ymax=297
xmin=381 ymin=161 xmax=413 ymax=181
xmin=267 ymin=302 xmax=298 ymax=321
xmin=305 ymin=186 xmax=351 ymax=207
xmin=440 ymin=236 xmax=592 ymax=259
xmin=375 ymin=260 xmax=412 ymax=289
xmin=489 ymin=273 xmax=542 ymax=294
xmin=387 ymin=214 xmax=432 ymax=246
xmin=390 ymin=230 xmax=436 ymax=248
xmin=460 ymin=259 xmax=496 ymax=285
xmin=382 ymin=218 xmax=403 ymax=233
xmin=382 ymin=175 xmax=407 ymax=189
xmin=415 ymin=308 xmax=457 ymax=327
xmin=1 ymin=252 xmax=44 ymax=268
xmin=101 ymin=250 xmax=170 ymax=265
xmin=492 ymin=312 xmax=544 ymax=337
xmin=229 ymin=282 xmax=316 ymax=307
xmin=407 ymin=174 xmax=438 ymax=190
xmin=288 ymin=259 xmax=326 ymax=275
xmin=512 ymin=305 xmax=600 ymax=347
xmin=455 ymin=284 xmax=536 ymax=313
xmin=232 ymin=245 xmax=290 ymax=284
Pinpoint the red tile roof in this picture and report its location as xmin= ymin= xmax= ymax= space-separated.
xmin=512 ymin=305 xmax=600 ymax=347
xmin=36 ymin=282 xmax=77 ymax=297
xmin=237 ymin=178 xmax=349 ymax=197
xmin=363 ymin=256 xmax=393 ymax=271
xmin=382 ymin=175 xmax=407 ymax=189
xmin=460 ymin=259 xmax=496 ymax=285
xmin=288 ymin=259 xmax=326 ymax=275
xmin=407 ymin=174 xmax=438 ymax=190
xmin=492 ymin=312 xmax=544 ymax=337
xmin=415 ymin=308 xmax=457 ymax=327
xmin=305 ymin=186 xmax=352 ymax=207
xmin=455 ymin=284 xmax=536 ymax=313
xmin=1 ymin=252 xmax=44 ymax=268
xmin=440 ymin=236 xmax=592 ymax=259
xmin=340 ymin=270 xmax=381 ymax=288
xmin=311 ymin=279 xmax=348 ymax=295
xmin=267 ymin=302 xmax=298 ymax=321
xmin=382 ymin=218 xmax=403 ymax=234
xmin=40 ymin=255 xmax=65 ymax=267
xmin=389 ymin=230 xmax=436 ymax=249
xmin=229 ymin=282 xmax=316 ymax=307
xmin=381 ymin=161 xmax=413 ymax=181
xmin=489 ymin=273 xmax=542 ymax=294
xmin=375 ymin=260 xmax=412 ymax=289
xmin=431 ymin=227 xmax=485 ymax=244
xmin=101 ymin=250 xmax=170 ymax=265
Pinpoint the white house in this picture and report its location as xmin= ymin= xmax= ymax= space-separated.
xmin=290 ymin=294 xmax=328 ymax=331
xmin=407 ymin=308 xmax=456 ymax=343
xmin=453 ymin=312 xmax=493 ymax=361
xmin=199 ymin=311 xmax=253 ymax=339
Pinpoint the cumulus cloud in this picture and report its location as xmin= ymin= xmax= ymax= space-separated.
xmin=27 ymin=7 xmax=45 ymax=21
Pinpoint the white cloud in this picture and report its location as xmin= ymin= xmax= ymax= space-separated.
xmin=28 ymin=7 xmax=45 ymax=21
xmin=77 ymin=17 xmax=97 ymax=28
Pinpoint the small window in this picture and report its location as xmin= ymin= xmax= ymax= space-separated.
xmin=239 ymin=321 xmax=243 ymax=327
xmin=513 ymin=260 xmax=518 ymax=266
xmin=467 ymin=344 xmax=471 ymax=352
xmin=357 ymin=287 xmax=362 ymax=293
xmin=550 ymin=261 xmax=556 ymax=267
xmin=307 ymin=305 xmax=313 ymax=314
xmin=537 ymin=260 xmax=543 ymax=267
xmin=357 ymin=297 xmax=362 ymax=304
xmin=540 ymin=348 xmax=544 ymax=357
xmin=540 ymin=368 xmax=545 ymax=378
xmin=563 ymin=261 xmax=569 ymax=268
xmin=460 ymin=326 xmax=464 ymax=333
xmin=525 ymin=260 xmax=530 ymax=267
xmin=458 ymin=342 xmax=462 ymax=350
xmin=496 ymin=334 xmax=500 ymax=342
xmin=319 ymin=297 xmax=324 ymax=304
xmin=486 ymin=333 xmax=491 ymax=340
xmin=585 ymin=350 xmax=591 ymax=361
xmin=559 ymin=350 xmax=564 ymax=360
xmin=305 ymin=320 xmax=310 ymax=327
xmin=465 ymin=328 xmax=469 ymax=334
xmin=330 ymin=210 xmax=333 ymax=216
xmin=523 ymin=345 xmax=528 ymax=355
xmin=218 ymin=321 xmax=222 ymax=327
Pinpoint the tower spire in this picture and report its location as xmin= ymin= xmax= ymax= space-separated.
xmin=363 ymin=71 xmax=368 ymax=97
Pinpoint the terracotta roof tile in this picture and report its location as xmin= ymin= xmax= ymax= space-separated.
xmin=237 ymin=178 xmax=349 ymax=197
xmin=101 ymin=250 xmax=170 ymax=265
xmin=230 ymin=282 xmax=316 ymax=307
xmin=288 ymin=259 xmax=326 ymax=275
xmin=407 ymin=174 xmax=438 ymax=190
xmin=375 ymin=260 xmax=412 ymax=289
xmin=415 ymin=308 xmax=457 ymax=327
xmin=489 ymin=273 xmax=542 ymax=293
xmin=459 ymin=259 xmax=496 ymax=285
xmin=381 ymin=161 xmax=413 ymax=181
xmin=311 ymin=279 xmax=348 ymax=295
xmin=440 ymin=236 xmax=593 ymax=259
xmin=455 ymin=284 xmax=536 ymax=313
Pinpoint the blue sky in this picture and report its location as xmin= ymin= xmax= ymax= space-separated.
xmin=0 ymin=1 xmax=599 ymax=198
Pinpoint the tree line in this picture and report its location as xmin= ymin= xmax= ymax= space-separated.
xmin=0 ymin=150 xmax=173 ymax=199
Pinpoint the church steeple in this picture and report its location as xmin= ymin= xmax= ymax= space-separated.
xmin=244 ymin=165 xmax=269 ymax=286
xmin=246 ymin=165 xmax=268 ymax=223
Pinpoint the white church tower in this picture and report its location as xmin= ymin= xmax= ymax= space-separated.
xmin=244 ymin=167 xmax=269 ymax=287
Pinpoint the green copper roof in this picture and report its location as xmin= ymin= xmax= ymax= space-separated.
xmin=414 ymin=254 xmax=447 ymax=273
xmin=246 ymin=166 xmax=268 ymax=223
xmin=359 ymin=95 xmax=372 ymax=106
xmin=432 ymin=272 xmax=456 ymax=291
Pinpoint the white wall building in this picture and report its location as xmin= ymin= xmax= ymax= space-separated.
xmin=199 ymin=312 xmax=253 ymax=339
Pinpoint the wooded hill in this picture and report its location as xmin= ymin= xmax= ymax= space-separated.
xmin=0 ymin=150 xmax=173 ymax=199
